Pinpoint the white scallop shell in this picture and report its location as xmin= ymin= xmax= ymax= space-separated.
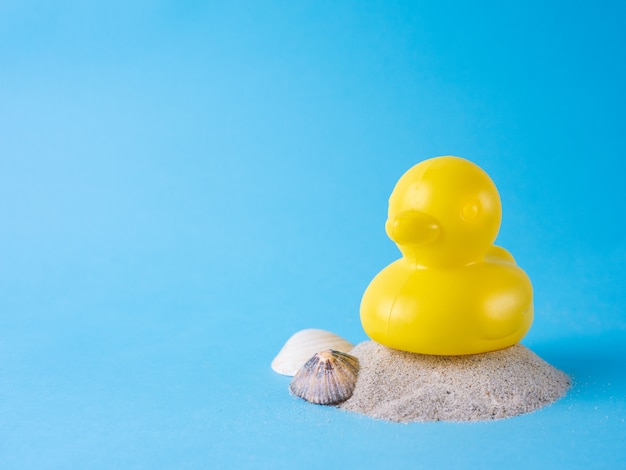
xmin=271 ymin=329 xmax=355 ymax=376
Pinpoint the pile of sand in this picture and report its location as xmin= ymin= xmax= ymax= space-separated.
xmin=339 ymin=341 xmax=570 ymax=422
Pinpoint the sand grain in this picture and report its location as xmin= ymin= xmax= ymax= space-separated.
xmin=339 ymin=341 xmax=570 ymax=422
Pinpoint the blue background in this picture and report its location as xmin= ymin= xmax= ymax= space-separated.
xmin=1 ymin=1 xmax=625 ymax=468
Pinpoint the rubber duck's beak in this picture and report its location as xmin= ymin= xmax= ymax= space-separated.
xmin=386 ymin=211 xmax=440 ymax=245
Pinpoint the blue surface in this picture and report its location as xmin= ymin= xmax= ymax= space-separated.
xmin=1 ymin=1 xmax=625 ymax=468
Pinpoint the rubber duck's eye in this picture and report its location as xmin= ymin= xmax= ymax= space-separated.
xmin=462 ymin=203 xmax=479 ymax=221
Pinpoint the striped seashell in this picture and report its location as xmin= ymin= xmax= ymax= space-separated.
xmin=271 ymin=329 xmax=354 ymax=376
xmin=289 ymin=349 xmax=360 ymax=405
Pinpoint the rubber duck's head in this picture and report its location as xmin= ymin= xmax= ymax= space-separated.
xmin=386 ymin=156 xmax=502 ymax=267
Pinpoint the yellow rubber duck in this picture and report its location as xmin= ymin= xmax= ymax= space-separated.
xmin=360 ymin=156 xmax=533 ymax=355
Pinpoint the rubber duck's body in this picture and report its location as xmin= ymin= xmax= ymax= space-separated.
xmin=360 ymin=156 xmax=533 ymax=355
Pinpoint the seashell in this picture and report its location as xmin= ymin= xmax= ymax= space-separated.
xmin=289 ymin=349 xmax=360 ymax=405
xmin=271 ymin=329 xmax=355 ymax=376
